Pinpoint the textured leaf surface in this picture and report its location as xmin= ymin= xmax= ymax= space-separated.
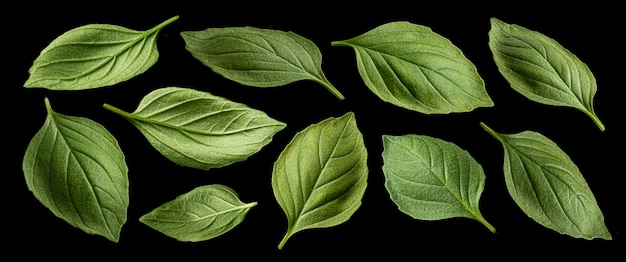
xmin=181 ymin=26 xmax=344 ymax=99
xmin=481 ymin=123 xmax=611 ymax=240
xmin=332 ymin=21 xmax=493 ymax=114
xmin=272 ymin=112 xmax=368 ymax=249
xmin=382 ymin=134 xmax=495 ymax=232
xmin=140 ymin=184 xmax=257 ymax=242
xmin=104 ymin=87 xmax=286 ymax=170
xmin=22 ymin=98 xmax=129 ymax=242
xmin=488 ymin=18 xmax=604 ymax=131
xmin=25 ymin=16 xmax=178 ymax=90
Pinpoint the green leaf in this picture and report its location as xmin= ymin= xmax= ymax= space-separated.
xmin=332 ymin=21 xmax=493 ymax=114
xmin=481 ymin=122 xmax=611 ymax=240
xmin=22 ymin=98 xmax=129 ymax=242
xmin=180 ymin=26 xmax=344 ymax=100
xmin=488 ymin=18 xmax=604 ymax=131
xmin=104 ymin=87 xmax=286 ymax=170
xmin=382 ymin=134 xmax=495 ymax=232
xmin=25 ymin=16 xmax=178 ymax=90
xmin=272 ymin=112 xmax=368 ymax=249
xmin=140 ymin=184 xmax=257 ymax=242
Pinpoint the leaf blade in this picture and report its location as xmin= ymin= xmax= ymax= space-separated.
xmin=332 ymin=21 xmax=493 ymax=114
xmin=25 ymin=16 xmax=178 ymax=90
xmin=22 ymin=98 xmax=129 ymax=242
xmin=481 ymin=122 xmax=611 ymax=240
xmin=382 ymin=134 xmax=495 ymax=232
xmin=139 ymin=184 xmax=256 ymax=242
xmin=180 ymin=27 xmax=344 ymax=99
xmin=488 ymin=18 xmax=604 ymax=131
xmin=104 ymin=87 xmax=286 ymax=170
xmin=272 ymin=112 xmax=368 ymax=249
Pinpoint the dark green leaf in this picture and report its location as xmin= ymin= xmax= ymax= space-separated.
xmin=181 ymin=27 xmax=344 ymax=99
xmin=481 ymin=122 xmax=611 ymax=240
xmin=22 ymin=98 xmax=129 ymax=242
xmin=488 ymin=18 xmax=604 ymax=131
xmin=140 ymin=184 xmax=257 ymax=242
xmin=332 ymin=21 xmax=493 ymax=114
xmin=382 ymin=134 xmax=495 ymax=232
xmin=272 ymin=112 xmax=368 ymax=249
xmin=104 ymin=87 xmax=286 ymax=170
xmin=25 ymin=16 xmax=178 ymax=90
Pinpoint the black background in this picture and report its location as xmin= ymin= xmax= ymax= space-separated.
xmin=8 ymin=2 xmax=623 ymax=259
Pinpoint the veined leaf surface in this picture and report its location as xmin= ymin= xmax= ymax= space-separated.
xmin=488 ymin=18 xmax=604 ymax=131
xmin=382 ymin=134 xmax=495 ymax=232
xmin=272 ymin=112 xmax=368 ymax=249
xmin=481 ymin=123 xmax=611 ymax=240
xmin=332 ymin=21 xmax=493 ymax=114
xmin=25 ymin=16 xmax=178 ymax=90
xmin=181 ymin=26 xmax=344 ymax=100
xmin=22 ymin=98 xmax=129 ymax=242
xmin=140 ymin=184 xmax=257 ymax=242
xmin=104 ymin=87 xmax=286 ymax=170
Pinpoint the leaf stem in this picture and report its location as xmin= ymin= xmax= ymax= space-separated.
xmin=277 ymin=230 xmax=293 ymax=250
xmin=316 ymin=78 xmax=345 ymax=100
xmin=150 ymin=15 xmax=179 ymax=32
xmin=103 ymin=103 xmax=132 ymax=119
xmin=476 ymin=215 xmax=497 ymax=233
xmin=586 ymin=111 xmax=605 ymax=132
xmin=480 ymin=122 xmax=503 ymax=143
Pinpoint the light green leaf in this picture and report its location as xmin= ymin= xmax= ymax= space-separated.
xmin=22 ymin=98 xmax=129 ymax=242
xmin=272 ymin=112 xmax=368 ymax=249
xmin=104 ymin=87 xmax=286 ymax=170
xmin=25 ymin=16 xmax=178 ymax=90
xmin=140 ymin=184 xmax=257 ymax=242
xmin=481 ymin=122 xmax=611 ymax=240
xmin=332 ymin=21 xmax=493 ymax=114
xmin=488 ymin=18 xmax=604 ymax=131
xmin=180 ymin=26 xmax=344 ymax=100
xmin=382 ymin=134 xmax=495 ymax=232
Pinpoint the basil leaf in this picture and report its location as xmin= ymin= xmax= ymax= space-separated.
xmin=25 ymin=16 xmax=178 ymax=90
xmin=180 ymin=27 xmax=344 ymax=100
xmin=272 ymin=112 xmax=368 ymax=249
xmin=481 ymin=123 xmax=611 ymax=240
xmin=140 ymin=184 xmax=257 ymax=242
xmin=488 ymin=18 xmax=604 ymax=131
xmin=104 ymin=87 xmax=286 ymax=170
xmin=382 ymin=134 xmax=495 ymax=232
xmin=22 ymin=98 xmax=129 ymax=242
xmin=332 ymin=21 xmax=493 ymax=114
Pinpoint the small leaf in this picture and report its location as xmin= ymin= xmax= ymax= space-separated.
xmin=382 ymin=134 xmax=495 ymax=232
xmin=332 ymin=21 xmax=493 ymax=114
xmin=488 ymin=18 xmax=604 ymax=131
xmin=181 ymin=26 xmax=344 ymax=100
xmin=25 ymin=16 xmax=178 ymax=90
xmin=22 ymin=98 xmax=129 ymax=242
xmin=140 ymin=184 xmax=257 ymax=242
xmin=104 ymin=87 xmax=286 ymax=170
xmin=272 ymin=112 xmax=368 ymax=249
xmin=481 ymin=122 xmax=611 ymax=240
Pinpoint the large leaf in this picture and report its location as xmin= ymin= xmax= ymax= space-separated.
xmin=22 ymin=98 xmax=129 ymax=242
xmin=180 ymin=26 xmax=344 ymax=100
xmin=25 ymin=16 xmax=178 ymax=90
xmin=488 ymin=18 xmax=604 ymax=131
xmin=332 ymin=21 xmax=493 ymax=114
xmin=481 ymin=123 xmax=611 ymax=240
xmin=382 ymin=134 xmax=495 ymax=232
xmin=272 ymin=112 xmax=368 ymax=249
xmin=104 ymin=87 xmax=286 ymax=170
xmin=139 ymin=184 xmax=257 ymax=242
